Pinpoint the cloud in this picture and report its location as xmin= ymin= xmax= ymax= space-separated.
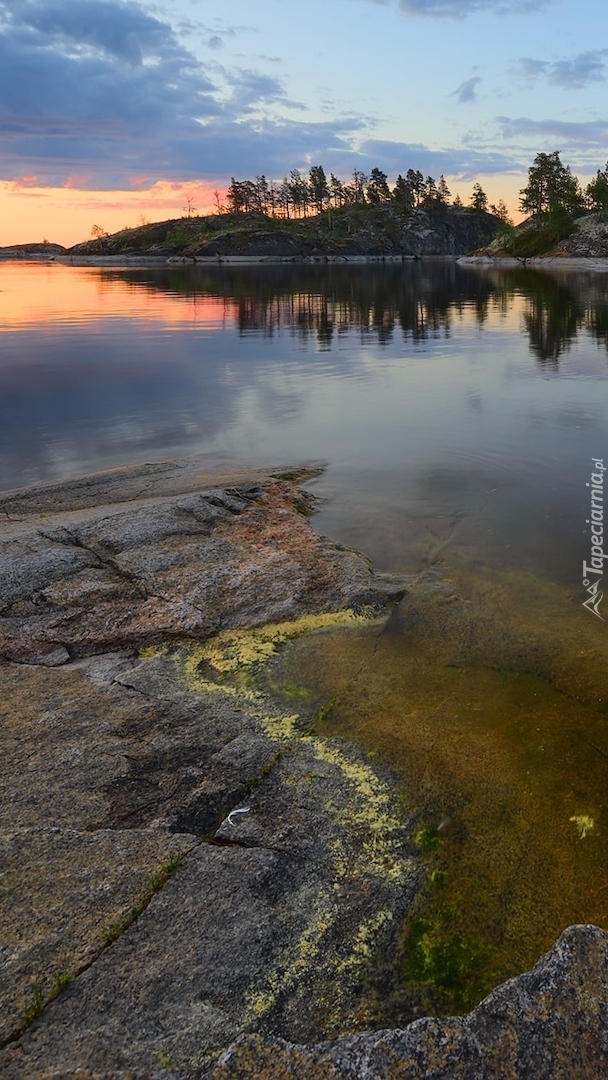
xmin=0 ymin=0 xmax=527 ymax=190
xmin=497 ymin=116 xmax=608 ymax=146
xmin=451 ymin=76 xmax=481 ymax=102
xmin=0 ymin=0 xmax=321 ymax=185
xmin=349 ymin=138 xmax=520 ymax=179
xmin=515 ymin=50 xmax=608 ymax=88
xmin=516 ymin=57 xmax=548 ymax=78
xmin=496 ymin=116 xmax=608 ymax=167
xmin=5 ymin=0 xmax=181 ymax=64
xmin=396 ymin=0 xmax=549 ymax=17
xmin=223 ymin=69 xmax=298 ymax=113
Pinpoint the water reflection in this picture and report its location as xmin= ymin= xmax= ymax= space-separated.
xmin=113 ymin=262 xmax=608 ymax=363
xmin=0 ymin=262 xmax=607 ymax=500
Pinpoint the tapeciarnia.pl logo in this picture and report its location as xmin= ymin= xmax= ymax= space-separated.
xmin=582 ymin=458 xmax=606 ymax=621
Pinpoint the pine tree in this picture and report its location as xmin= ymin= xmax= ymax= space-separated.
xmin=366 ymin=167 xmax=391 ymax=203
xmin=406 ymin=169 xmax=425 ymax=207
xmin=309 ymin=165 xmax=329 ymax=213
xmin=393 ymin=174 xmax=414 ymax=210
xmin=437 ymin=175 xmax=451 ymax=204
xmin=519 ymin=151 xmax=584 ymax=218
xmin=470 ymin=182 xmax=488 ymax=212
xmin=586 ymin=162 xmax=608 ymax=214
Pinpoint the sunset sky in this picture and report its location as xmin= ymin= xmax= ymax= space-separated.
xmin=1 ymin=0 xmax=606 ymax=246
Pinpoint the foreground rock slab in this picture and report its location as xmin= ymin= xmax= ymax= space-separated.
xmin=2 ymin=460 xmax=607 ymax=1080
xmin=0 ymin=460 xmax=402 ymax=665
xmin=0 ymin=460 xmax=418 ymax=1074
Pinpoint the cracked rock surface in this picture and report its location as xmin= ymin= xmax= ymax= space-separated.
xmin=0 ymin=460 xmax=401 ymax=665
xmin=0 ymin=460 xmax=418 ymax=1076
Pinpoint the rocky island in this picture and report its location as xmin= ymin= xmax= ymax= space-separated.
xmin=5 ymin=206 xmax=608 ymax=270
xmin=56 ymin=205 xmax=500 ymax=263
xmin=1 ymin=459 xmax=608 ymax=1079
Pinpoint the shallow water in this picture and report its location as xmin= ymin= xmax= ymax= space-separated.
xmin=2 ymin=259 xmax=608 ymax=1013
xmin=264 ymin=563 xmax=608 ymax=1016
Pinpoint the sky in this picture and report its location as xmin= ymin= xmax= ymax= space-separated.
xmin=0 ymin=0 xmax=607 ymax=245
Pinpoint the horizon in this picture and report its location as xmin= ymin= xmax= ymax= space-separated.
xmin=1 ymin=0 xmax=606 ymax=246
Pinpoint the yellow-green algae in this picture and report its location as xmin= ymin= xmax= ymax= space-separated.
xmin=246 ymin=901 xmax=337 ymax=1020
xmin=259 ymin=712 xmax=300 ymax=741
xmin=336 ymin=909 xmax=394 ymax=983
xmin=142 ymin=612 xmax=416 ymax=1028
xmin=570 ymin=814 xmax=595 ymax=839
xmin=181 ymin=610 xmax=370 ymax=675
xmin=245 ymin=736 xmax=416 ymax=1023
xmin=142 ymin=609 xmax=376 ymax=704
xmin=311 ymin=740 xmax=408 ymax=883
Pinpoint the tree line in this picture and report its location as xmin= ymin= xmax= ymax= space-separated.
xmin=224 ymin=152 xmax=608 ymax=224
xmin=519 ymin=151 xmax=608 ymax=217
xmin=224 ymin=166 xmax=506 ymax=219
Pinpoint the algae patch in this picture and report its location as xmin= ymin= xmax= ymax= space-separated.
xmin=245 ymin=901 xmax=337 ymax=1021
xmin=570 ymin=814 xmax=595 ymax=839
xmin=403 ymin=913 xmax=499 ymax=1014
xmin=142 ymin=610 xmax=374 ymax=701
xmin=184 ymin=610 xmax=370 ymax=676
xmin=310 ymin=739 xmax=415 ymax=885
xmin=337 ymin=909 xmax=394 ymax=984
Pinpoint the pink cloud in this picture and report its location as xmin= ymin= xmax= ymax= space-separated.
xmin=11 ymin=175 xmax=39 ymax=188
xmin=64 ymin=176 xmax=90 ymax=189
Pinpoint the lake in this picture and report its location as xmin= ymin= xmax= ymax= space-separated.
xmin=2 ymin=259 xmax=608 ymax=1017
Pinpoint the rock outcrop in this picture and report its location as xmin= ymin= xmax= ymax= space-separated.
xmin=0 ymin=461 xmax=401 ymax=665
xmin=0 ymin=243 xmax=65 ymax=260
xmin=552 ymin=213 xmax=608 ymax=257
xmin=1 ymin=460 xmax=607 ymax=1080
xmin=60 ymin=207 xmax=499 ymax=262
xmin=0 ymin=461 xmax=419 ymax=1076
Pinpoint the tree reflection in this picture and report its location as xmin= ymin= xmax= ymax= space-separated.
xmin=520 ymin=274 xmax=587 ymax=365
xmin=111 ymin=262 xmax=608 ymax=365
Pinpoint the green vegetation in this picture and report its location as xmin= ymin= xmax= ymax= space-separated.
xmin=490 ymin=150 xmax=608 ymax=258
xmin=23 ymin=981 xmax=45 ymax=1025
xmin=507 ymin=212 xmax=577 ymax=258
xmin=415 ymin=827 xmax=443 ymax=851
xmin=283 ymin=684 xmax=309 ymax=698
xmin=154 ymin=1050 xmax=178 ymax=1070
xmin=102 ymin=853 xmax=184 ymax=944
xmin=5 ymin=971 xmax=74 ymax=1047
xmin=403 ymin=913 xmax=498 ymax=1013
xmin=519 ymin=151 xmax=585 ymax=218
xmin=587 ymin=163 xmax=608 ymax=217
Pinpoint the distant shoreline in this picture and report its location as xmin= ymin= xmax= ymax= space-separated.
xmin=3 ymin=249 xmax=608 ymax=272
xmin=6 ymin=252 xmax=608 ymax=271
xmin=53 ymin=252 xmax=423 ymax=266
xmin=458 ymin=254 xmax=608 ymax=273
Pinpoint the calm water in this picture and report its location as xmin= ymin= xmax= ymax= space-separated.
xmin=2 ymin=260 xmax=608 ymax=1015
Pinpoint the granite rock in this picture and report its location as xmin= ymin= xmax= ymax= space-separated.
xmin=0 ymin=462 xmax=404 ymax=665
xmin=0 ymin=462 xmax=417 ymax=1073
